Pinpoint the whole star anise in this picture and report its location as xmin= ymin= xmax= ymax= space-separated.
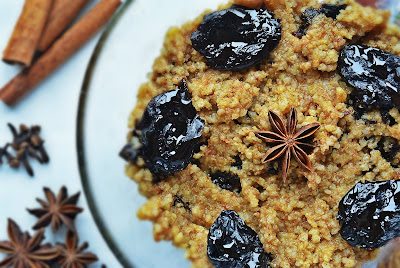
xmin=0 ymin=219 xmax=59 ymax=268
xmin=255 ymin=108 xmax=320 ymax=182
xmin=55 ymin=230 xmax=98 ymax=268
xmin=27 ymin=186 xmax=83 ymax=233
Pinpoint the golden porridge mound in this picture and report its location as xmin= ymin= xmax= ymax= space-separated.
xmin=124 ymin=0 xmax=400 ymax=267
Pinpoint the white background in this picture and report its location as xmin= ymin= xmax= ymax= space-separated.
xmin=0 ymin=0 xmax=121 ymax=267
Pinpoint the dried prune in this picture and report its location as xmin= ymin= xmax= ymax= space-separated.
xmin=338 ymin=45 xmax=400 ymax=111
xmin=119 ymin=130 xmax=141 ymax=164
xmin=294 ymin=8 xmax=319 ymax=38
xmin=381 ymin=109 xmax=397 ymax=126
xmin=319 ymin=4 xmax=347 ymax=19
xmin=231 ymin=154 xmax=243 ymax=169
xmin=337 ymin=179 xmax=400 ymax=249
xmin=137 ymin=79 xmax=205 ymax=177
xmin=301 ymin=7 xmax=320 ymax=24
xmin=377 ymin=136 xmax=400 ymax=162
xmin=294 ymin=5 xmax=346 ymax=38
xmin=210 ymin=171 xmax=242 ymax=193
xmin=208 ymin=210 xmax=271 ymax=268
xmin=191 ymin=5 xmax=281 ymax=71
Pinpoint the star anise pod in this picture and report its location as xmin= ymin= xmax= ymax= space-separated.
xmin=55 ymin=230 xmax=98 ymax=268
xmin=27 ymin=186 xmax=83 ymax=233
xmin=255 ymin=108 xmax=320 ymax=182
xmin=0 ymin=219 xmax=59 ymax=268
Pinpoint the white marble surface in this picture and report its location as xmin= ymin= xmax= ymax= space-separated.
xmin=0 ymin=0 xmax=121 ymax=267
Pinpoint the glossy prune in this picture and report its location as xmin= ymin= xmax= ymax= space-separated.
xmin=137 ymin=79 xmax=205 ymax=177
xmin=119 ymin=130 xmax=141 ymax=164
xmin=319 ymin=4 xmax=347 ymax=19
xmin=338 ymin=45 xmax=400 ymax=111
xmin=210 ymin=171 xmax=242 ymax=193
xmin=337 ymin=179 xmax=400 ymax=249
xmin=191 ymin=5 xmax=281 ymax=71
xmin=231 ymin=154 xmax=243 ymax=170
xmin=381 ymin=109 xmax=397 ymax=126
xmin=377 ymin=136 xmax=400 ymax=162
xmin=301 ymin=7 xmax=320 ymax=24
xmin=294 ymin=5 xmax=346 ymax=37
xmin=207 ymin=210 xmax=271 ymax=268
xmin=294 ymin=8 xmax=319 ymax=38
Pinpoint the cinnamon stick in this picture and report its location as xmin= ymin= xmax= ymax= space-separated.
xmin=0 ymin=0 xmax=122 ymax=106
xmin=37 ymin=0 xmax=89 ymax=52
xmin=3 ymin=0 xmax=53 ymax=66
xmin=233 ymin=0 xmax=264 ymax=9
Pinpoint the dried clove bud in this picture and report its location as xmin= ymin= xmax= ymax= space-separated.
xmin=8 ymin=158 xmax=20 ymax=169
xmin=0 ymin=144 xmax=12 ymax=165
xmin=1 ymin=123 xmax=49 ymax=176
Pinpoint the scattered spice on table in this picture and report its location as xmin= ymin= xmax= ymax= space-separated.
xmin=27 ymin=186 xmax=83 ymax=232
xmin=55 ymin=230 xmax=99 ymax=267
xmin=37 ymin=0 xmax=90 ymax=52
xmin=0 ymin=186 xmax=103 ymax=267
xmin=255 ymin=108 xmax=320 ymax=182
xmin=0 ymin=219 xmax=59 ymax=267
xmin=2 ymin=0 xmax=53 ymax=66
xmin=0 ymin=0 xmax=122 ymax=106
xmin=232 ymin=0 xmax=264 ymax=9
xmin=0 ymin=123 xmax=49 ymax=176
xmin=0 ymin=144 xmax=13 ymax=166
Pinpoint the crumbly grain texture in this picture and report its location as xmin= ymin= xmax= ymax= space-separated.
xmin=125 ymin=0 xmax=400 ymax=267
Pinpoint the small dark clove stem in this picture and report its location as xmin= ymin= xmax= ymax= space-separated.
xmin=37 ymin=146 xmax=49 ymax=163
xmin=27 ymin=146 xmax=44 ymax=164
xmin=21 ymin=157 xmax=34 ymax=176
xmin=7 ymin=123 xmax=18 ymax=139
xmin=2 ymin=144 xmax=15 ymax=165
xmin=8 ymin=123 xmax=32 ymax=150
xmin=18 ymin=143 xmax=34 ymax=176
xmin=30 ymin=134 xmax=49 ymax=163
xmin=20 ymin=152 xmax=34 ymax=177
xmin=1 ymin=144 xmax=20 ymax=169
xmin=0 ymin=146 xmax=5 ymax=165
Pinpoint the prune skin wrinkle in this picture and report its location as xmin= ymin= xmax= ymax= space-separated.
xmin=338 ymin=45 xmax=400 ymax=111
xmin=191 ymin=5 xmax=281 ymax=71
xmin=338 ymin=179 xmax=400 ymax=249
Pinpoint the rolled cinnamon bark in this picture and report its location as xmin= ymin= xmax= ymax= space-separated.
xmin=233 ymin=0 xmax=264 ymax=9
xmin=3 ymin=0 xmax=53 ymax=66
xmin=37 ymin=0 xmax=89 ymax=52
xmin=0 ymin=0 xmax=122 ymax=106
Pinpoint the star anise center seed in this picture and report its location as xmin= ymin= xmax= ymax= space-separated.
xmin=50 ymin=205 xmax=58 ymax=213
xmin=287 ymin=137 xmax=295 ymax=146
